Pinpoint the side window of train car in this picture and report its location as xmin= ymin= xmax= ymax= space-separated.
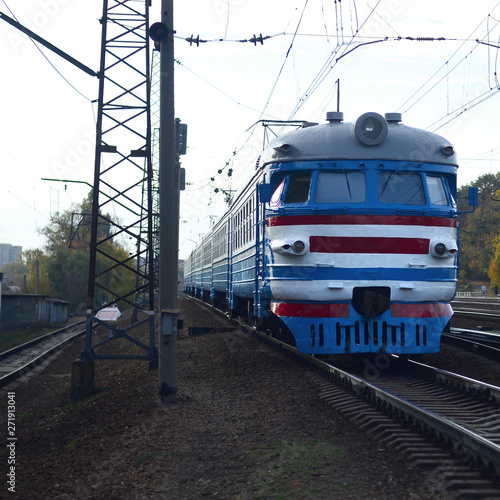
xmin=284 ymin=172 xmax=312 ymax=204
xmin=378 ymin=172 xmax=425 ymax=205
xmin=315 ymin=172 xmax=366 ymax=203
xmin=426 ymin=176 xmax=448 ymax=206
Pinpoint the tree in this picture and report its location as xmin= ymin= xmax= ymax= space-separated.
xmin=45 ymin=247 xmax=89 ymax=313
xmin=39 ymin=193 xmax=136 ymax=313
xmin=457 ymin=173 xmax=500 ymax=287
xmin=0 ymin=258 xmax=28 ymax=290
xmin=22 ymin=249 xmax=53 ymax=295
xmin=41 ymin=191 xmax=111 ymax=252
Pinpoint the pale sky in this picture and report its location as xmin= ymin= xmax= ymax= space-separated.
xmin=1 ymin=0 xmax=500 ymax=259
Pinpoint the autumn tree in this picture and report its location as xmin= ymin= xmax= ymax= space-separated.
xmin=42 ymin=192 xmax=111 ymax=252
xmin=457 ymin=173 xmax=500 ymax=288
xmin=0 ymin=258 xmax=28 ymax=290
xmin=22 ymin=249 xmax=53 ymax=295
xmin=44 ymin=247 xmax=89 ymax=313
xmin=39 ymin=192 xmax=136 ymax=313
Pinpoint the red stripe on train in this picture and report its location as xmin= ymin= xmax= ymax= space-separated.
xmin=271 ymin=302 xmax=350 ymax=318
xmin=310 ymin=236 xmax=430 ymax=254
xmin=267 ymin=214 xmax=457 ymax=228
xmin=391 ymin=303 xmax=453 ymax=318
xmin=271 ymin=302 xmax=452 ymax=318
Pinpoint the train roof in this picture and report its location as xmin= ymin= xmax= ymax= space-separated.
xmin=260 ymin=112 xmax=458 ymax=168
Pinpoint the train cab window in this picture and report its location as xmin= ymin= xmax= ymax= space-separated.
xmin=426 ymin=176 xmax=448 ymax=206
xmin=378 ymin=172 xmax=425 ymax=205
xmin=315 ymin=172 xmax=366 ymax=203
xmin=270 ymin=179 xmax=285 ymax=206
xmin=284 ymin=173 xmax=312 ymax=203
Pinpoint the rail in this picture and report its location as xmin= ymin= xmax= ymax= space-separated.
xmin=0 ymin=322 xmax=86 ymax=387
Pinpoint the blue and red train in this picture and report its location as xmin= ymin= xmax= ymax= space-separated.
xmin=184 ymin=111 xmax=476 ymax=355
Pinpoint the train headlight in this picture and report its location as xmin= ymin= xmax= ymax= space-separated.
xmin=430 ymin=240 xmax=458 ymax=258
xmin=292 ymin=240 xmax=306 ymax=254
xmin=434 ymin=243 xmax=446 ymax=255
xmin=354 ymin=112 xmax=388 ymax=146
xmin=272 ymin=239 xmax=308 ymax=255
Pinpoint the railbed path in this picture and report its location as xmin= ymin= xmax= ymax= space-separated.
xmin=2 ymin=298 xmax=442 ymax=499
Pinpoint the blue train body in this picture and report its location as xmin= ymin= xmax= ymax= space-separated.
xmin=184 ymin=111 xmax=471 ymax=355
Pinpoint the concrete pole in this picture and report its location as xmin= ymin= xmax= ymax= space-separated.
xmin=35 ymin=258 xmax=39 ymax=294
xmin=158 ymin=0 xmax=178 ymax=407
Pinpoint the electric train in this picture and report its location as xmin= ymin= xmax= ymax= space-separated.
xmin=184 ymin=111 xmax=476 ymax=355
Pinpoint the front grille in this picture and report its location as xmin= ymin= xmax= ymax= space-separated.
xmin=309 ymin=320 xmax=417 ymax=350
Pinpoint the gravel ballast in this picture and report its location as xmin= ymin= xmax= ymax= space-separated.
xmin=2 ymin=297 xmax=496 ymax=499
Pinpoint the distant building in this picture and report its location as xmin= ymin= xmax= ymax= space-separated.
xmin=0 ymin=244 xmax=22 ymax=269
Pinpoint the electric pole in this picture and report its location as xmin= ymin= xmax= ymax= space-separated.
xmin=157 ymin=0 xmax=178 ymax=407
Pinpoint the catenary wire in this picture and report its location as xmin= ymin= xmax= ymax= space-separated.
xmin=1 ymin=1 xmax=94 ymax=102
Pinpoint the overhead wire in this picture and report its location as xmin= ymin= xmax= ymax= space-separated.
xmin=1 ymin=0 xmax=94 ymax=102
xmin=428 ymin=86 xmax=500 ymax=132
xmin=256 ymin=0 xmax=310 ymax=123
xmin=0 ymin=185 xmax=50 ymax=218
xmin=197 ymin=0 xmax=312 ymax=199
xmin=175 ymin=59 xmax=272 ymax=116
xmin=397 ymin=8 xmax=500 ymax=115
xmin=284 ymin=0 xmax=385 ymax=124
xmin=180 ymin=2 xmax=500 ymax=202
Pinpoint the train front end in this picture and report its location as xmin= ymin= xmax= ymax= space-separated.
xmin=260 ymin=112 xmax=460 ymax=355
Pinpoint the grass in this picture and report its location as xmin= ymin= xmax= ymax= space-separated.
xmin=66 ymin=436 xmax=87 ymax=449
xmin=248 ymin=438 xmax=348 ymax=498
xmin=0 ymin=316 xmax=85 ymax=352
xmin=0 ymin=326 xmax=55 ymax=352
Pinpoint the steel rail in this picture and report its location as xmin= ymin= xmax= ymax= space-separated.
xmin=252 ymin=327 xmax=500 ymax=475
xmin=0 ymin=324 xmax=86 ymax=388
xmin=453 ymin=308 xmax=500 ymax=320
xmin=188 ymin=296 xmax=500 ymax=476
xmin=406 ymin=357 xmax=500 ymax=403
xmin=0 ymin=321 xmax=85 ymax=361
xmin=443 ymin=329 xmax=500 ymax=363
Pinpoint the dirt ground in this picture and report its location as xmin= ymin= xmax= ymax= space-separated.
xmin=1 ymin=297 xmax=496 ymax=499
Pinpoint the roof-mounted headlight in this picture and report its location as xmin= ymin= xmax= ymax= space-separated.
xmin=354 ymin=112 xmax=388 ymax=146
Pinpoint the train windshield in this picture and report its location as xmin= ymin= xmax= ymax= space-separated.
xmin=284 ymin=173 xmax=311 ymax=203
xmin=426 ymin=176 xmax=448 ymax=206
xmin=315 ymin=172 xmax=365 ymax=203
xmin=378 ymin=172 xmax=425 ymax=205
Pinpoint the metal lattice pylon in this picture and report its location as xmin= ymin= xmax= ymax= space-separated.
xmin=151 ymin=48 xmax=161 ymax=285
xmin=82 ymin=0 xmax=157 ymax=365
xmin=134 ymin=47 xmax=161 ymax=310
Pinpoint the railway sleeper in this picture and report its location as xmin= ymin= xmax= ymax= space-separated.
xmin=311 ymin=363 xmax=500 ymax=496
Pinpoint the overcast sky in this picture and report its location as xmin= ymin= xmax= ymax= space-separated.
xmin=2 ymin=0 xmax=500 ymax=259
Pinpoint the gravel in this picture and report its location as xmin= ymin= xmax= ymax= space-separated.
xmin=2 ymin=297 xmax=497 ymax=499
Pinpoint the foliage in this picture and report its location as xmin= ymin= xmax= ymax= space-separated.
xmin=41 ymin=192 xmax=111 ymax=252
xmin=457 ymin=173 xmax=500 ymax=288
xmin=0 ymin=258 xmax=28 ymax=289
xmin=22 ymin=249 xmax=53 ymax=295
xmin=33 ymin=193 xmax=136 ymax=313
xmin=44 ymin=247 xmax=89 ymax=313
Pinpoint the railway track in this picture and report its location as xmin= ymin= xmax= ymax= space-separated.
xmin=8 ymin=294 xmax=500 ymax=496
xmin=452 ymin=296 xmax=500 ymax=323
xmin=0 ymin=322 xmax=86 ymax=388
xmin=453 ymin=307 xmax=500 ymax=322
xmin=185 ymin=295 xmax=500 ymax=496
xmin=443 ymin=329 xmax=500 ymax=366
xmin=254 ymin=330 xmax=500 ymax=496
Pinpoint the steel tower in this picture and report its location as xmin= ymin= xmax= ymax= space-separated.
xmin=80 ymin=0 xmax=157 ymax=367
